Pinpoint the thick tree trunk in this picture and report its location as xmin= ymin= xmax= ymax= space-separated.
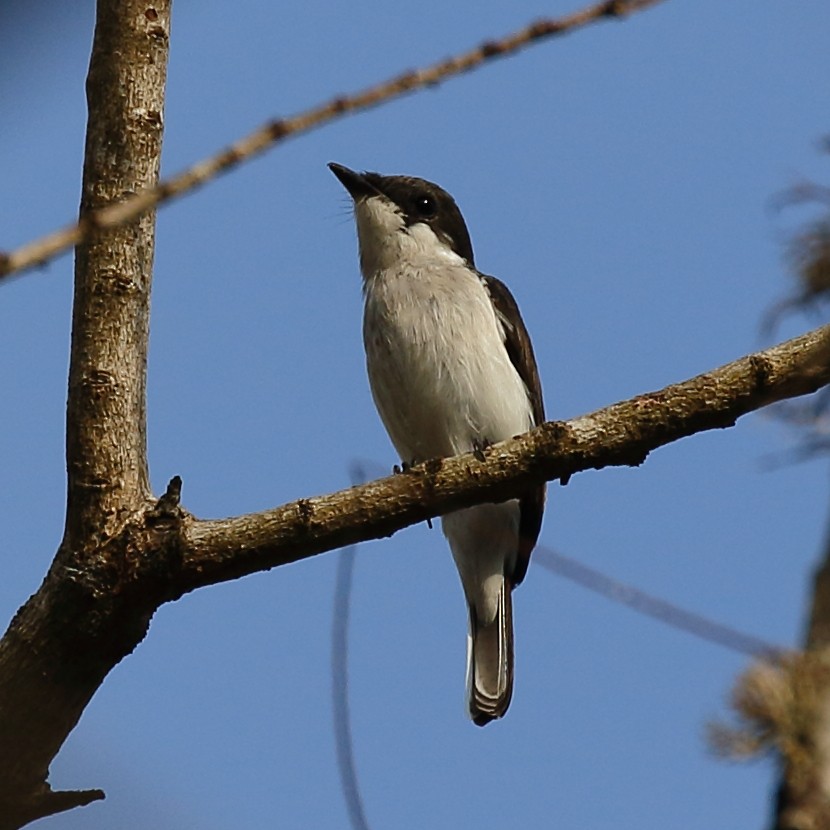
xmin=0 ymin=2 xmax=171 ymax=826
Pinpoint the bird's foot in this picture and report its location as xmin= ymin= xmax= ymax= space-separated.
xmin=472 ymin=438 xmax=492 ymax=462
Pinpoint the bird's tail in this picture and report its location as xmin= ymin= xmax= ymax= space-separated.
xmin=467 ymin=577 xmax=513 ymax=726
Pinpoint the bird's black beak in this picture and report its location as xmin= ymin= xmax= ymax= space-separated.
xmin=328 ymin=162 xmax=379 ymax=200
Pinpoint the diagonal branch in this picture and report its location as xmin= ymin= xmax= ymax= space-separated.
xmin=535 ymin=547 xmax=781 ymax=658
xmin=179 ymin=324 xmax=830 ymax=594
xmin=0 ymin=0 xmax=668 ymax=282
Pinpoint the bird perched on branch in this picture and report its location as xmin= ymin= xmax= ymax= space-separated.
xmin=330 ymin=163 xmax=545 ymax=725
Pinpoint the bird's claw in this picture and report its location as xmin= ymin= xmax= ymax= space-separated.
xmin=472 ymin=438 xmax=491 ymax=462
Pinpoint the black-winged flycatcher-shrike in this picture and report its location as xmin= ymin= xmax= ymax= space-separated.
xmin=329 ymin=163 xmax=545 ymax=726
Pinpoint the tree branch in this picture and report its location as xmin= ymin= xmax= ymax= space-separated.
xmin=63 ymin=0 xmax=167 ymax=547
xmin=0 ymin=0 xmax=668 ymax=282
xmin=179 ymin=324 xmax=830 ymax=592
xmin=0 ymin=786 xmax=105 ymax=830
xmin=0 ymin=0 xmax=169 ymax=824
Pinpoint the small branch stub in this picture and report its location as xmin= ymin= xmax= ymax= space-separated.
xmin=153 ymin=475 xmax=182 ymax=515
xmin=0 ymin=787 xmax=105 ymax=830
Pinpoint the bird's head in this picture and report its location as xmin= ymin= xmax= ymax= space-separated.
xmin=328 ymin=163 xmax=475 ymax=277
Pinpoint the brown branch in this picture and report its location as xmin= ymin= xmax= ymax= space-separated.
xmin=0 ymin=0 xmax=170 ymax=824
xmin=179 ymin=324 xmax=830 ymax=592
xmin=0 ymin=0 xmax=668 ymax=282
xmin=62 ymin=0 xmax=166 ymax=548
xmin=0 ymin=786 xmax=105 ymax=830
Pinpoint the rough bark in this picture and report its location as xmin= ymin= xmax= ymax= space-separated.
xmin=181 ymin=326 xmax=830 ymax=589
xmin=0 ymin=1 xmax=170 ymax=826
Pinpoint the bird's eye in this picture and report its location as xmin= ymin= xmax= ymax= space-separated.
xmin=414 ymin=194 xmax=437 ymax=218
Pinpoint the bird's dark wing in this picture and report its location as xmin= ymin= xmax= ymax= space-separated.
xmin=481 ymin=274 xmax=546 ymax=587
xmin=481 ymin=275 xmax=544 ymax=425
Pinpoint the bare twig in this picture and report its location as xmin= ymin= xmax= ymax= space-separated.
xmin=535 ymin=547 xmax=780 ymax=658
xmin=330 ymin=462 xmax=373 ymax=830
xmin=0 ymin=0 xmax=668 ymax=282
xmin=331 ymin=476 xmax=776 ymax=830
xmin=332 ymin=544 xmax=372 ymax=830
xmin=341 ymin=460 xmax=779 ymax=658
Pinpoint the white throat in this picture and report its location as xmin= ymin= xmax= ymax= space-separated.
xmin=354 ymin=195 xmax=466 ymax=279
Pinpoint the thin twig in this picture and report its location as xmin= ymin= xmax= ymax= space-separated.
xmin=332 ymin=546 xmax=371 ymax=830
xmin=0 ymin=0 xmax=668 ymax=281
xmin=330 ymin=463 xmax=374 ymax=830
xmin=346 ymin=458 xmax=782 ymax=658
xmin=535 ymin=547 xmax=780 ymax=658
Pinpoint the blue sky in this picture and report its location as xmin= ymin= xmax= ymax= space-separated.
xmin=2 ymin=1 xmax=829 ymax=827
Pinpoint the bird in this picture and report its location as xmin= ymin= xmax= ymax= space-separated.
xmin=329 ymin=163 xmax=545 ymax=725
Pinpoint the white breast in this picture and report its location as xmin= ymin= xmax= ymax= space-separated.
xmin=362 ymin=261 xmax=533 ymax=466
